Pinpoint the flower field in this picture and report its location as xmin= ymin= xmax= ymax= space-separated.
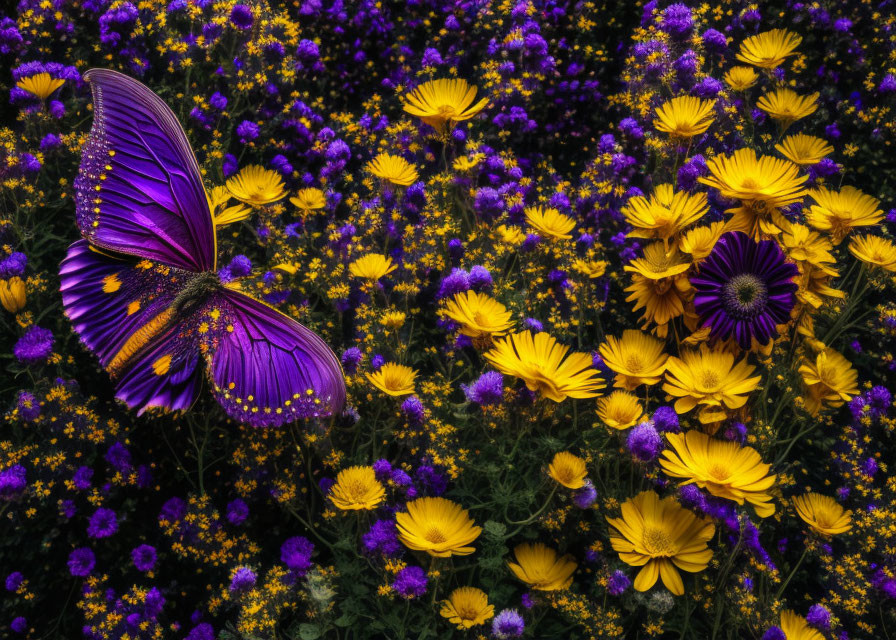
xmin=1 ymin=1 xmax=896 ymax=639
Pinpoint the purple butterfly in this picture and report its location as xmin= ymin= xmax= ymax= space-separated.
xmin=59 ymin=69 xmax=345 ymax=427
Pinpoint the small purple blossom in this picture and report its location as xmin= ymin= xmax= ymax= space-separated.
xmin=627 ymin=423 xmax=662 ymax=462
xmin=87 ymin=508 xmax=118 ymax=539
xmin=492 ymin=609 xmax=525 ymax=638
xmin=392 ymin=566 xmax=427 ymax=599
xmin=67 ymin=548 xmax=95 ymax=577
xmin=13 ymin=326 xmax=54 ymax=364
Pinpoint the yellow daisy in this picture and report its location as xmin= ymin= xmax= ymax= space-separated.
xmin=226 ymin=165 xmax=286 ymax=206
xmin=680 ymin=221 xmax=726 ymax=264
xmin=723 ymin=66 xmax=759 ymax=91
xmin=402 ymin=78 xmax=489 ymax=132
xmin=483 ymin=331 xmax=604 ymax=402
xmin=599 ymin=330 xmax=668 ymax=391
xmin=849 ymin=235 xmax=896 ymax=272
xmin=736 ymin=29 xmax=802 ymax=69
xmin=440 ymin=587 xmax=494 ymax=630
xmin=607 ymin=491 xmax=714 ymax=596
xmin=596 ymin=391 xmax=646 ymax=430
xmin=571 ymin=259 xmax=608 ymax=279
xmin=660 ymin=431 xmax=776 ymax=518
xmin=329 ymin=466 xmax=386 ymax=511
xmin=798 ymin=348 xmax=858 ymax=415
xmin=756 ymin=88 xmax=818 ymax=126
xmin=525 ymin=206 xmax=576 ymax=241
xmin=395 ymin=497 xmax=482 ymax=557
xmin=208 ymin=185 xmax=252 ymax=226
xmin=775 ymin=134 xmax=833 ymax=166
xmin=653 ymin=96 xmax=715 ymax=139
xmin=16 ymin=72 xmax=65 ymax=100
xmin=443 ymin=291 xmax=514 ymax=340
xmin=366 ymin=363 xmax=417 ymax=397
xmin=349 ymin=254 xmax=397 ymax=281
xmin=780 ymin=611 xmax=825 ymax=640
xmin=662 ymin=345 xmax=761 ymax=424
xmin=547 ymin=451 xmax=588 ymax=489
xmin=792 ymin=493 xmax=852 ymax=536
xmin=367 ymin=153 xmax=419 ymax=187
xmin=380 ymin=311 xmax=407 ymax=329
xmin=507 ymin=543 xmax=577 ymax=591
xmin=781 ymin=224 xmax=838 ymax=274
xmin=290 ymin=188 xmax=327 ymax=212
xmin=624 ymin=243 xmax=692 ymax=331
xmin=806 ymin=186 xmax=884 ymax=244
xmin=623 ymin=184 xmax=708 ymax=246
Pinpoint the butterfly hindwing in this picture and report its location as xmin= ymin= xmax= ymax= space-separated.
xmin=204 ymin=289 xmax=346 ymax=427
xmin=75 ymin=68 xmax=216 ymax=272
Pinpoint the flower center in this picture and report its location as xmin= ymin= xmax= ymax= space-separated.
xmin=425 ymin=527 xmax=447 ymax=544
xmin=707 ymin=465 xmax=730 ymax=482
xmin=722 ymin=273 xmax=769 ymax=320
xmin=642 ymin=526 xmax=675 ymax=556
xmin=437 ymin=104 xmax=458 ymax=118
xmin=625 ymin=354 xmax=644 ymax=373
xmin=701 ymin=370 xmax=720 ymax=390
xmin=741 ymin=177 xmax=760 ymax=190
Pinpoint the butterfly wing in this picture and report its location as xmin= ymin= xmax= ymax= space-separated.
xmin=204 ymin=289 xmax=346 ymax=427
xmin=75 ymin=68 xmax=216 ymax=272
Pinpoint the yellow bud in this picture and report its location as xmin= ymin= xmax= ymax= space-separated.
xmin=0 ymin=277 xmax=26 ymax=313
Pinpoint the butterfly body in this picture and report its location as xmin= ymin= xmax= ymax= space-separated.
xmin=61 ymin=69 xmax=345 ymax=426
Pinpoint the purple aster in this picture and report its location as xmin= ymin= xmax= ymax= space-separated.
xmin=186 ymin=623 xmax=214 ymax=640
xmin=691 ymin=232 xmax=798 ymax=348
xmin=806 ymin=604 xmax=831 ymax=630
xmin=13 ymin=326 xmax=54 ymax=364
xmin=627 ymin=423 xmax=662 ymax=462
xmin=880 ymin=74 xmax=896 ymax=94
xmin=280 ymin=536 xmax=314 ymax=575
xmin=226 ymin=498 xmax=249 ymax=525
xmin=340 ymin=347 xmax=363 ymax=373
xmin=608 ymin=570 xmax=631 ymax=595
xmin=229 ymin=4 xmax=253 ymax=28
xmin=0 ymin=465 xmax=26 ymax=499
xmin=437 ymin=268 xmax=470 ymax=299
xmin=652 ymin=406 xmax=680 ymax=433
xmin=702 ymin=28 xmax=727 ymax=53
xmin=16 ymin=391 xmax=40 ymax=421
xmin=362 ymin=519 xmax=403 ymax=556
xmin=131 ymin=544 xmax=157 ymax=572
xmin=104 ymin=442 xmax=132 ymax=473
xmin=462 ymin=371 xmax=504 ymax=406
xmin=762 ymin=627 xmax=786 ymax=640
xmin=10 ymin=617 xmax=26 ymax=634
xmin=492 ymin=609 xmax=525 ymax=638
xmin=236 ymin=120 xmax=259 ymax=143
xmin=87 ymin=508 xmax=118 ymax=538
xmin=392 ymin=566 xmax=427 ymax=599
xmin=73 ymin=466 xmax=93 ymax=491
xmin=573 ymin=479 xmax=597 ymax=508
xmin=469 ymin=265 xmax=493 ymax=291
xmin=660 ymin=3 xmax=693 ymax=38
xmin=401 ymin=396 xmax=426 ymax=425
xmin=229 ymin=567 xmax=257 ymax=593
xmin=5 ymin=572 xmax=23 ymax=592
xmin=67 ymin=548 xmax=95 ymax=577
xmin=0 ymin=252 xmax=26 ymax=278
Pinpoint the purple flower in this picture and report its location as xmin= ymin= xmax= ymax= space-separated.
xmin=280 ymin=536 xmax=314 ymax=575
xmin=627 ymin=423 xmax=662 ymax=462
xmin=880 ymin=74 xmax=896 ymax=94
xmin=401 ymin=396 xmax=425 ymax=425
xmin=652 ymin=406 xmax=679 ymax=433
xmin=691 ymin=232 xmax=798 ymax=348
xmin=762 ymin=627 xmax=786 ymax=640
xmin=392 ymin=566 xmax=427 ymax=599
xmin=462 ymin=371 xmax=504 ymax=406
xmin=186 ymin=623 xmax=214 ymax=640
xmin=0 ymin=465 xmax=26 ymax=500
xmin=806 ymin=604 xmax=831 ymax=630
xmin=16 ymin=391 xmax=40 ymax=421
xmin=67 ymin=548 xmax=95 ymax=577
xmin=229 ymin=4 xmax=253 ymax=28
xmin=340 ymin=347 xmax=363 ymax=373
xmin=88 ymin=508 xmax=118 ymax=539
xmin=13 ymin=326 xmax=54 ymax=364
xmin=5 ymin=572 xmax=23 ymax=592
xmin=492 ymin=609 xmax=525 ymax=638
xmin=10 ymin=617 xmax=26 ymax=634
xmin=73 ymin=466 xmax=93 ymax=491
xmin=573 ymin=479 xmax=597 ymax=509
xmin=702 ymin=28 xmax=727 ymax=53
xmin=229 ymin=567 xmax=257 ymax=593
xmin=132 ymin=544 xmax=157 ymax=572
xmin=608 ymin=570 xmax=631 ymax=595
xmin=469 ymin=265 xmax=493 ymax=291
xmin=362 ymin=519 xmax=403 ymax=556
xmin=236 ymin=120 xmax=259 ymax=143
xmin=226 ymin=498 xmax=249 ymax=525
xmin=660 ymin=3 xmax=693 ymax=38
xmin=105 ymin=442 xmax=132 ymax=473
xmin=0 ymin=252 xmax=26 ymax=278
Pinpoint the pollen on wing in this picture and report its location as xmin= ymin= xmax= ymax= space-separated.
xmin=152 ymin=355 xmax=172 ymax=375
xmin=126 ymin=300 xmax=141 ymax=315
xmin=216 ymin=385 xmax=327 ymax=425
xmin=102 ymin=273 xmax=121 ymax=293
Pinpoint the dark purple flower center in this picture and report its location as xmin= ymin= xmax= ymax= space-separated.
xmin=722 ymin=273 xmax=768 ymax=320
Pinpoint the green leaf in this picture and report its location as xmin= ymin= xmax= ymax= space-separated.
xmin=298 ymin=623 xmax=322 ymax=640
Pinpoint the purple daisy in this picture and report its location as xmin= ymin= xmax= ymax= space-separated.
xmin=691 ymin=232 xmax=798 ymax=348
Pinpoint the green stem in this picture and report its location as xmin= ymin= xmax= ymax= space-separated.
xmin=775 ymin=546 xmax=809 ymax=601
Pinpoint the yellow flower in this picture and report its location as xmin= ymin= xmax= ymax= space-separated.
xmin=208 ymin=185 xmax=251 ymax=226
xmin=849 ymin=235 xmax=896 ymax=272
xmin=623 ymin=184 xmax=708 ymax=245
xmin=483 ymin=331 xmax=604 ymax=402
xmin=507 ymin=543 xmax=577 ymax=591
xmin=780 ymin=611 xmax=825 ymax=640
xmin=452 ymin=154 xmax=484 ymax=172
xmin=723 ymin=66 xmax=759 ymax=91
xmin=497 ymin=224 xmax=525 ymax=246
xmin=599 ymin=330 xmax=668 ymax=391
xmin=756 ymin=89 xmax=818 ymax=126
xmin=329 ymin=466 xmax=385 ymax=511
xmin=698 ymin=148 xmax=807 ymax=237
xmin=396 ymin=497 xmax=482 ymax=557
xmin=662 ymin=345 xmax=761 ymax=424
xmin=443 ymin=291 xmax=514 ymax=340
xmin=366 ymin=153 xmax=419 ymax=187
xmin=366 ymin=363 xmax=417 ymax=396
xmin=806 ymin=186 xmax=884 ymax=245
xmin=660 ymin=431 xmax=776 ymax=518
xmin=781 ymin=224 xmax=837 ymax=274
xmin=607 ymin=491 xmax=714 ymax=596
xmin=0 ymin=277 xmax=26 ymax=313
xmin=596 ymin=391 xmax=646 ymax=430
xmin=440 ymin=587 xmax=494 ymax=630
xmin=680 ymin=221 xmax=725 ymax=264
xmin=736 ymin=29 xmax=802 ymax=69
xmin=349 ymin=254 xmax=397 ymax=281
xmin=290 ymin=188 xmax=327 ymax=212
xmin=653 ymin=96 xmax=715 ymax=139
xmin=525 ymin=206 xmax=576 ymax=240
xmin=548 ymin=451 xmax=588 ymax=489
xmin=571 ymin=259 xmax=608 ymax=279
xmin=16 ymin=73 xmax=65 ymax=100
xmin=775 ymin=134 xmax=833 ymax=166
xmin=798 ymin=348 xmax=858 ymax=415
xmin=624 ymin=244 xmax=692 ymax=331
xmin=380 ymin=311 xmax=407 ymax=329
xmin=792 ymin=492 xmax=852 ymax=536
xmin=402 ymin=78 xmax=489 ymax=132
xmin=226 ymin=165 xmax=286 ymax=206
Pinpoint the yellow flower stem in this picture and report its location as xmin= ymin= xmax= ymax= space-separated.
xmin=774 ymin=545 xmax=810 ymax=601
